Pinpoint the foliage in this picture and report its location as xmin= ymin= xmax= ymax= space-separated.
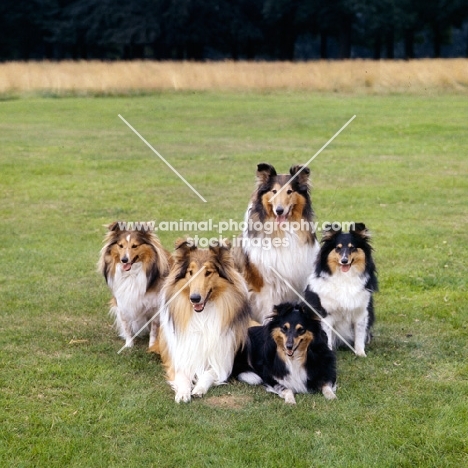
xmin=0 ymin=0 xmax=467 ymax=60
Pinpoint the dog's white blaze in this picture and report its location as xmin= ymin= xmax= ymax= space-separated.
xmin=242 ymin=212 xmax=320 ymax=322
xmin=307 ymin=267 xmax=371 ymax=349
xmin=160 ymin=302 xmax=238 ymax=394
xmin=110 ymin=262 xmax=160 ymax=337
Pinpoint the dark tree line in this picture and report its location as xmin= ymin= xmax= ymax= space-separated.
xmin=0 ymin=0 xmax=467 ymax=61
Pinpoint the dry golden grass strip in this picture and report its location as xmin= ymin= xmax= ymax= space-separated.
xmin=1 ymin=59 xmax=467 ymax=94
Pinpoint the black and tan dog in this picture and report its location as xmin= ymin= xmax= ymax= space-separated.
xmin=232 ymin=301 xmax=336 ymax=404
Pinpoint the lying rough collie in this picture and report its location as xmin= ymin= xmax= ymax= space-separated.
xmin=154 ymin=238 xmax=250 ymax=403
xmin=234 ymin=163 xmax=320 ymax=323
xmin=98 ymin=222 xmax=171 ymax=348
xmin=305 ymin=223 xmax=378 ymax=357
xmin=232 ymin=302 xmax=337 ymax=404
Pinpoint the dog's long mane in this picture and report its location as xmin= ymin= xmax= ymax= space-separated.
xmin=158 ymin=239 xmax=251 ymax=384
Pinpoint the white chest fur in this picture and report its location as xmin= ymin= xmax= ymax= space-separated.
xmin=109 ymin=263 xmax=148 ymax=314
xmin=243 ymin=227 xmax=319 ymax=321
xmin=277 ymin=356 xmax=308 ymax=394
xmin=161 ymin=302 xmax=237 ymax=384
xmin=309 ymin=269 xmax=371 ymax=315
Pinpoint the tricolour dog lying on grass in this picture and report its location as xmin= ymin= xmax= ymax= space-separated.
xmin=305 ymin=223 xmax=378 ymax=357
xmin=234 ymin=163 xmax=320 ymax=323
xmin=153 ymin=238 xmax=251 ymax=403
xmin=98 ymin=221 xmax=171 ymax=348
xmin=232 ymin=301 xmax=336 ymax=404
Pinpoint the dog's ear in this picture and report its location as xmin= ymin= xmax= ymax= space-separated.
xmin=172 ymin=238 xmax=195 ymax=281
xmin=289 ymin=165 xmax=310 ymax=191
xmin=256 ymin=163 xmax=277 ymax=187
xmin=173 ymin=237 xmax=196 ymax=261
xmin=107 ymin=221 xmax=122 ymax=232
xmin=209 ymin=239 xmax=235 ymax=282
xmin=321 ymin=225 xmax=341 ymax=243
xmin=350 ymin=223 xmax=370 ymax=239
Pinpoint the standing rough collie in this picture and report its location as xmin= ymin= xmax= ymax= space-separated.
xmin=235 ymin=163 xmax=320 ymax=323
xmin=98 ymin=222 xmax=171 ymax=348
xmin=154 ymin=238 xmax=250 ymax=403
xmin=232 ymin=302 xmax=337 ymax=404
xmin=305 ymin=223 xmax=378 ymax=357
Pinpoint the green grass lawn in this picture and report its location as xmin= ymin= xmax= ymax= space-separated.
xmin=0 ymin=91 xmax=467 ymax=467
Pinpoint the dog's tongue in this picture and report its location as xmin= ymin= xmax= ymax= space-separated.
xmin=193 ymin=303 xmax=205 ymax=312
xmin=276 ymin=215 xmax=287 ymax=225
xmin=122 ymin=263 xmax=132 ymax=271
xmin=341 ymin=264 xmax=351 ymax=273
xmin=286 ymin=349 xmax=294 ymax=356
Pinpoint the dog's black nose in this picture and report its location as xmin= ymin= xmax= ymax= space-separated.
xmin=341 ymin=257 xmax=348 ymax=264
xmin=190 ymin=293 xmax=202 ymax=304
xmin=121 ymin=256 xmax=129 ymax=264
xmin=275 ymin=206 xmax=284 ymax=215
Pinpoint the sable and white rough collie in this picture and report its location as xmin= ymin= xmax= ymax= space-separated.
xmin=154 ymin=238 xmax=250 ymax=403
xmin=305 ymin=223 xmax=378 ymax=357
xmin=235 ymin=163 xmax=320 ymax=323
xmin=232 ymin=301 xmax=336 ymax=404
xmin=98 ymin=222 xmax=171 ymax=348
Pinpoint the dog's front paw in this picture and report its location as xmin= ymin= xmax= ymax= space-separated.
xmin=282 ymin=389 xmax=296 ymax=405
xmin=322 ymin=385 xmax=337 ymax=400
xmin=355 ymin=348 xmax=367 ymax=357
xmin=191 ymin=385 xmax=207 ymax=398
xmin=124 ymin=338 xmax=134 ymax=348
xmin=175 ymin=391 xmax=191 ymax=404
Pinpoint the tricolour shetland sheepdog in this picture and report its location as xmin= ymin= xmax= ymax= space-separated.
xmin=232 ymin=301 xmax=337 ymax=404
xmin=98 ymin=222 xmax=171 ymax=348
xmin=234 ymin=163 xmax=320 ymax=323
xmin=153 ymin=238 xmax=250 ymax=403
xmin=305 ymin=223 xmax=378 ymax=357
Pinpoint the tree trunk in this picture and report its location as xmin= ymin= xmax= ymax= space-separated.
xmin=385 ymin=29 xmax=394 ymax=59
xmin=320 ymin=32 xmax=328 ymax=59
xmin=432 ymin=23 xmax=441 ymax=58
xmin=338 ymin=16 xmax=352 ymax=59
xmin=404 ymin=29 xmax=414 ymax=59
xmin=373 ymin=34 xmax=381 ymax=59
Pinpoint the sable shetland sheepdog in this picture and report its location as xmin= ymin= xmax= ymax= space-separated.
xmin=98 ymin=222 xmax=171 ymax=348
xmin=154 ymin=238 xmax=251 ymax=403
xmin=305 ymin=223 xmax=378 ymax=357
xmin=234 ymin=163 xmax=320 ymax=323
xmin=232 ymin=301 xmax=337 ymax=404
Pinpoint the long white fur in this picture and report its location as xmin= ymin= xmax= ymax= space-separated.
xmin=307 ymin=266 xmax=371 ymax=357
xmin=160 ymin=301 xmax=241 ymax=403
xmin=242 ymin=207 xmax=320 ymax=323
xmin=109 ymin=262 xmax=162 ymax=348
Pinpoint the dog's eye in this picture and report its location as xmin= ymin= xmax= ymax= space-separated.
xmin=188 ymin=270 xmax=193 ymax=276
xmin=205 ymin=270 xmax=212 ymax=277
xmin=335 ymin=247 xmax=341 ymax=253
xmin=281 ymin=325 xmax=289 ymax=333
xmin=132 ymin=244 xmax=138 ymax=249
xmin=287 ymin=189 xmax=293 ymax=195
xmin=272 ymin=189 xmax=277 ymax=194
xmin=118 ymin=244 xmax=124 ymax=248
xmin=297 ymin=327 xmax=305 ymax=335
